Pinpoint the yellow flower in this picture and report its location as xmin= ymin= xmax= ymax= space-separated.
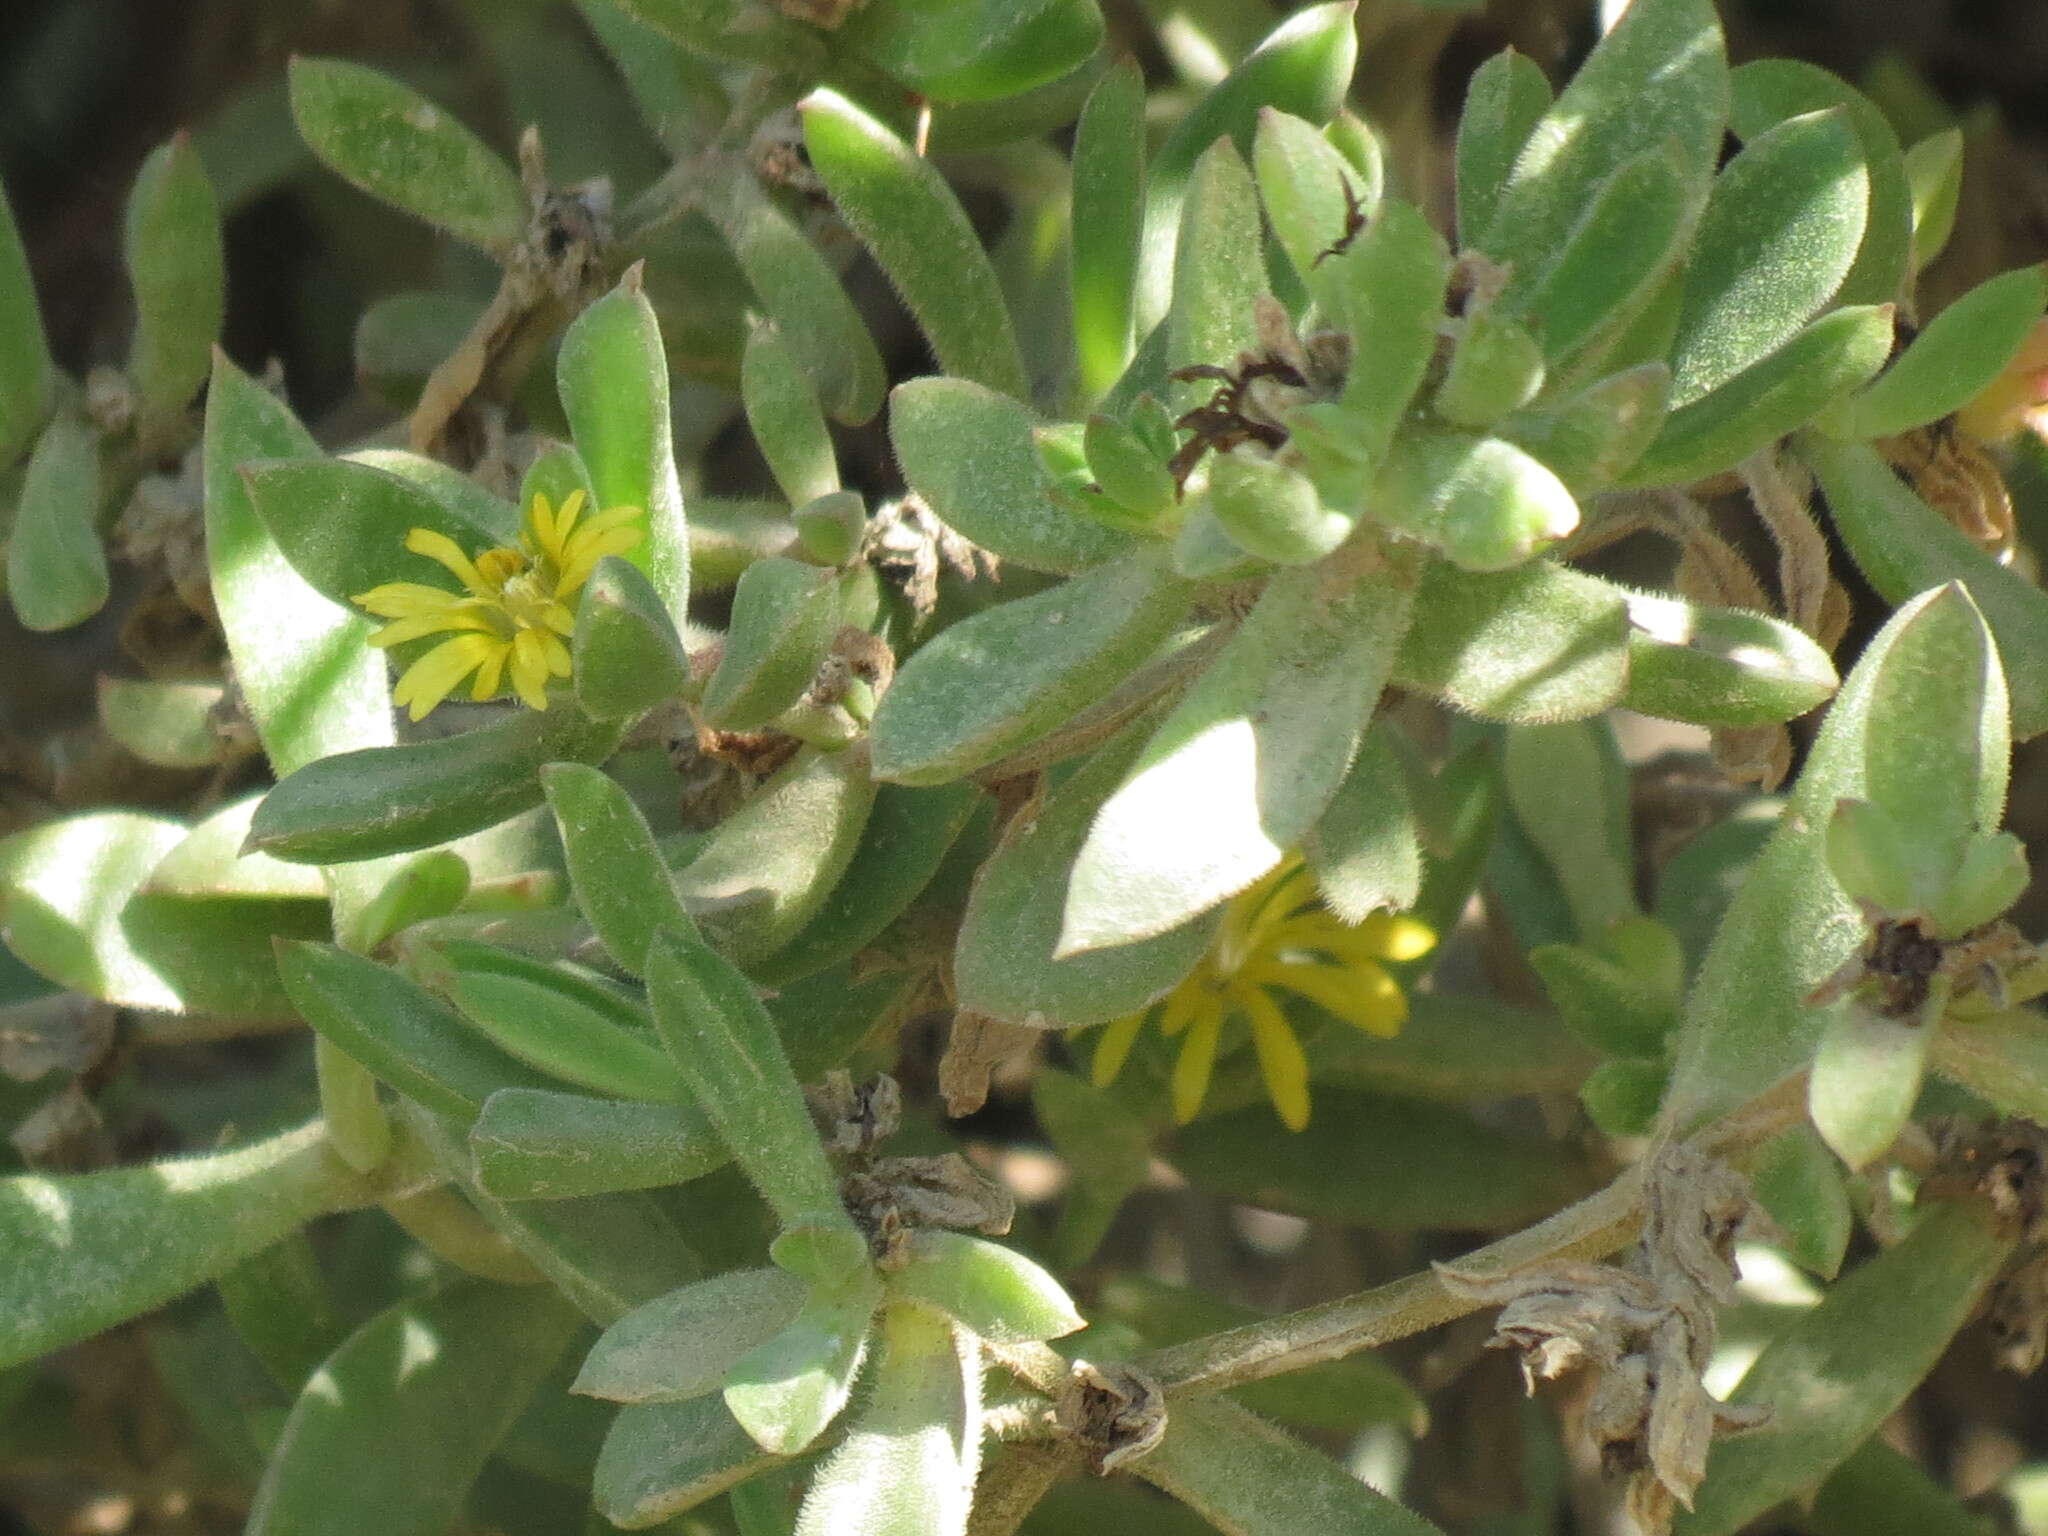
xmin=1086 ymin=857 xmax=1434 ymax=1132
xmin=353 ymin=489 xmax=643 ymax=720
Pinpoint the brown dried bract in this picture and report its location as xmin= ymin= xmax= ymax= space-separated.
xmin=1311 ymin=174 xmax=1369 ymax=267
xmin=1055 ymin=1361 xmax=1168 ymax=1474
xmin=1880 ymin=420 xmax=2017 ymax=559
xmin=1436 ymin=1145 xmax=1766 ymax=1535
xmin=1808 ymin=913 xmax=2035 ymax=1022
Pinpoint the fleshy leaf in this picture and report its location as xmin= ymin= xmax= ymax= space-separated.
xmin=0 ymin=174 xmax=52 ymax=465
xmin=1303 ymin=721 xmax=1421 ymax=924
xmin=1070 ymin=58 xmax=1146 ymax=399
xmin=595 ymin=1395 xmax=787 ymax=1529
xmin=543 ymin=760 xmax=697 ymax=975
xmin=124 ymin=133 xmax=224 ymax=432
xmin=870 ymin=548 xmax=1192 ymax=784
xmin=839 ymin=0 xmax=1103 ymax=104
xmin=576 ymin=1267 xmax=807 ymax=1404
xmin=1621 ymin=591 xmax=1838 ymax=727
xmin=1807 ymin=1002 xmax=1932 ymax=1171
xmin=1063 ymin=550 xmax=1416 ymax=952
xmin=702 ymin=556 xmax=843 ymax=732
xmin=1668 ymin=106 xmax=1869 ymax=405
xmin=7 ymin=414 xmax=106 ymax=632
xmin=1454 ymin=47 xmax=1551 ymax=250
xmin=287 ymin=57 xmax=524 ymax=255
xmin=723 ymin=1268 xmax=881 ymax=1454
xmin=1804 ymin=434 xmax=2048 ymax=739
xmin=791 ymin=1303 xmax=981 ymax=1536
xmin=886 ymin=1231 xmax=1084 ymax=1344
xmin=1 ymin=1122 xmax=362 ymax=1372
xmin=246 ymin=1282 xmax=581 ymax=1536
xmin=572 ymin=554 xmax=692 ymax=720
xmin=890 ymin=377 xmax=1135 ymax=573
xmin=801 ymin=88 xmax=1025 ymax=399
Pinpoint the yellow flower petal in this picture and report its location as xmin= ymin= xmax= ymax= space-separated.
xmin=1170 ymin=1005 xmax=1224 ymax=1125
xmin=542 ymin=602 xmax=576 ymax=637
xmin=539 ymin=630 xmax=573 ymax=677
xmin=1250 ymin=957 xmax=1407 ymax=1038
xmin=392 ymin=632 xmax=496 ymax=722
xmin=557 ymin=524 xmax=645 ymax=594
xmin=366 ymin=608 xmax=496 ymax=649
xmin=509 ymin=629 xmax=554 ymax=711
xmin=1089 ymin=1010 xmax=1149 ymax=1089
xmin=1284 ymin=910 xmax=1436 ymax=965
xmin=404 ymin=528 xmax=489 ymax=596
xmin=353 ymin=580 xmax=470 ymax=619
xmin=1241 ymin=987 xmax=1310 ymax=1131
xmin=468 ymin=639 xmax=509 ymax=701
xmin=1157 ymin=981 xmax=1207 ymax=1039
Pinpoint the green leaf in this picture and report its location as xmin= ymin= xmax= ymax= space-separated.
xmin=1825 ymin=263 xmax=2048 ymax=441
xmin=572 ymin=554 xmax=691 ymax=720
xmin=955 ymin=720 xmax=1223 ymax=1028
xmin=750 ymin=782 xmax=986 ymax=987
xmin=703 ymin=173 xmax=886 ymax=425
xmin=1479 ymin=0 xmax=1726 ymax=311
xmin=543 ymin=761 xmax=696 ymax=974
xmin=1807 ymin=1439 xmax=2002 ymax=1536
xmin=1620 ymin=303 xmax=1893 ymax=487
xmin=350 ymin=445 xmax=520 ymax=540
xmin=7 ymin=414 xmax=106 ymax=631
xmin=1208 ymin=450 xmax=1353 ymax=564
xmin=645 ymin=926 xmax=855 ymax=1238
xmin=1434 ymin=305 xmax=1546 ymax=427
xmin=674 ymin=746 xmax=877 ymax=968
xmin=1857 ymin=579 xmax=2007 ymax=856
xmin=595 ymin=1395 xmax=787 ymax=1529
xmin=1136 ymin=1395 xmax=1445 ymax=1536
xmin=1453 ymin=47 xmax=1551 ymax=250
xmin=1507 ymin=145 xmax=1688 ymax=372
xmin=743 ymin=321 xmax=838 ymax=509
xmin=146 ymin=794 xmax=328 ymax=899
xmin=0 ymin=175 xmax=52 ymax=465
xmin=576 ymin=1268 xmax=807 ymax=1404
xmin=1322 ymin=199 xmax=1451 ymax=472
xmin=124 ymin=133 xmax=223 ymax=430
xmin=435 ymin=945 xmax=684 ymax=1103
xmin=339 ymin=849 xmax=470 ymax=952
xmin=1249 ymin=125 xmax=1345 ymax=290
xmin=1504 ymin=721 xmax=1637 ymax=938
xmin=1173 ymin=1086 xmax=1587 ymax=1227
xmin=1369 ymin=431 xmax=1578 ymax=571
xmin=792 ymin=1303 xmax=979 ymax=1536
xmin=1392 ymin=558 xmax=1631 ymax=723
xmin=1495 ymin=363 xmax=1672 ymax=496
xmin=1808 ymin=1003 xmax=1931 ymax=1171
xmin=1530 ymin=937 xmax=1677 ymax=1059
xmin=557 ymin=269 xmax=691 ymax=629
xmin=240 ymin=454 xmax=509 ymax=610
xmin=890 ymin=377 xmax=1135 ymax=573
xmin=1136 ymin=3 xmax=1357 ymax=332
xmin=0 ymin=812 xmax=271 ymax=1012
xmin=800 ymin=88 xmax=1025 ymax=398
xmin=1660 ymin=586 xmax=1974 ymax=1132
xmin=1 ymin=1121 xmax=361 ymax=1371
xmin=871 ymin=549 xmax=1192 ymax=784
xmin=887 ymin=1230 xmax=1082 ymax=1344
xmin=204 ymin=354 xmax=397 ymax=779
xmin=1675 ymin=1198 xmax=2015 ymax=1536
xmin=1729 ymin=59 xmax=1914 ymax=310
xmin=1669 ymin=107 xmax=1869 ymax=405
xmin=1304 ymin=723 xmax=1421 ymax=924
xmin=278 ymin=940 xmax=557 ymax=1121
xmin=1620 ymin=591 xmax=1839 ymax=727
xmin=1904 ymin=128 xmax=1964 ymax=274
xmin=247 ymin=1281 xmax=581 ymax=1536
xmin=1085 ymin=412 xmax=1175 ymax=523
xmin=1805 ymin=434 xmax=2048 ymax=739
xmin=288 ymin=58 xmax=523 ymax=254
xmin=1748 ymin=1122 xmax=1853 ymax=1279
xmin=839 ymin=0 xmax=1103 ymax=104
xmin=703 ymin=556 xmax=843 ymax=731
xmin=1166 ymin=139 xmax=1265 ymax=414
xmin=471 ymin=1088 xmax=724 ymax=1201
xmin=724 ymin=1268 xmax=881 ymax=1454
xmin=217 ymin=1234 xmax=344 ymax=1392
xmin=1063 ymin=551 xmax=1417 ymax=952
xmin=1070 ymin=59 xmax=1147 ymax=399
xmin=248 ymin=705 xmax=625 ymax=865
